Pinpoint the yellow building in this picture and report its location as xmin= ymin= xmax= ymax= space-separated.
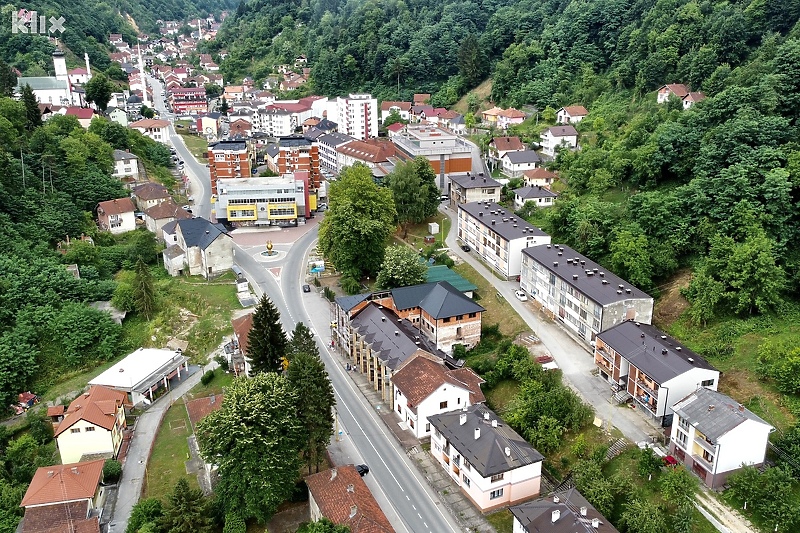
xmin=214 ymin=173 xmax=310 ymax=227
xmin=53 ymin=385 xmax=127 ymax=464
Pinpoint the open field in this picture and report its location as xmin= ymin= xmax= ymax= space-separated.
xmin=143 ymin=400 xmax=198 ymax=500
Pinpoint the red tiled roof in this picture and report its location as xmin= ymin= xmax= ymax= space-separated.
xmin=68 ymin=68 xmax=89 ymax=75
xmin=413 ymin=93 xmax=430 ymax=104
xmin=47 ymin=405 xmax=65 ymax=417
xmin=498 ymin=107 xmax=526 ymax=118
xmin=561 ymin=105 xmax=588 ymax=117
xmin=232 ymin=313 xmax=254 ymax=356
xmin=683 ymin=92 xmax=706 ymax=103
xmin=380 ymin=101 xmax=411 ymax=112
xmin=133 ymin=182 xmax=170 ymax=201
xmin=97 ymin=197 xmax=135 ymax=216
xmin=391 ymin=352 xmax=485 ymax=406
xmin=523 ymin=168 xmax=557 ymax=180
xmin=306 ymin=466 xmax=393 ymax=533
xmin=481 ymin=106 xmax=503 ymax=117
xmin=129 ymin=118 xmax=170 ymax=129
xmin=21 ymin=502 xmax=99 ymax=533
xmin=65 ymin=107 xmax=95 ymax=119
xmin=185 ymin=394 xmax=224 ymax=428
xmin=492 ymin=136 xmax=525 ymax=152
xmin=386 ymin=123 xmax=404 ymax=133
xmin=54 ymin=385 xmax=126 ymax=437
xmin=21 ymin=460 xmax=105 ymax=507
xmin=663 ymin=84 xmax=690 ymax=97
xmin=144 ymin=199 xmax=192 ymax=221
xmin=335 ymin=139 xmax=395 ymax=163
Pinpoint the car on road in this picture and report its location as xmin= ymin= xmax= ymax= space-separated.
xmin=356 ymin=464 xmax=369 ymax=476
xmin=514 ymin=289 xmax=528 ymax=301
xmin=302 ymin=284 xmax=311 ymax=293
xmin=461 ymin=244 xmax=471 ymax=252
xmin=182 ymin=205 xmax=190 ymax=210
xmin=440 ymin=195 xmax=449 ymax=201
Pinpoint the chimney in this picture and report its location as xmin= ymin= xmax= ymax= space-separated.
xmin=484 ymin=412 xmax=490 ymax=421
xmin=739 ymin=404 xmax=745 ymax=412
xmin=71 ymin=467 xmax=79 ymax=474
xmin=551 ymin=510 xmax=560 ymax=523
xmin=491 ymin=419 xmax=498 ymax=427
xmin=474 ymin=427 xmax=480 ymax=440
xmin=580 ymin=506 xmax=587 ymax=516
xmin=330 ymin=468 xmax=337 ymax=481
xmin=347 ymin=484 xmax=354 ymax=493
xmin=460 ymin=413 xmax=467 ymax=425
xmin=504 ymin=446 xmax=511 ymax=457
xmin=349 ymin=505 xmax=357 ymax=519
xmin=592 ymin=518 xmax=600 ymax=528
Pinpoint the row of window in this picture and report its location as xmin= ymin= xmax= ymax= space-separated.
xmin=441 ymin=313 xmax=478 ymax=323
xmin=70 ymin=426 xmax=96 ymax=433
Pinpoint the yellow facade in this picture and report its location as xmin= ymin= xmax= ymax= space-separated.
xmin=227 ymin=205 xmax=257 ymax=221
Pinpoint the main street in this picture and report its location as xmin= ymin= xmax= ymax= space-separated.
xmin=233 ymin=230 xmax=462 ymax=533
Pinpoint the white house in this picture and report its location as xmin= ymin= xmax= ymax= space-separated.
xmin=657 ymin=83 xmax=690 ymax=104
xmin=112 ymin=150 xmax=141 ymax=181
xmin=520 ymin=243 xmax=654 ymax=345
xmin=522 ymin=168 xmax=557 ymax=188
xmin=501 ymin=150 xmax=541 ymax=178
xmin=391 ymin=352 xmax=485 ymax=439
xmin=594 ymin=321 xmax=720 ymax=423
xmin=165 ymin=217 xmax=234 ymax=278
xmin=556 ymin=105 xmax=588 ymax=124
xmin=458 ymin=202 xmax=551 ymax=279
xmin=428 ymin=404 xmax=544 ymax=512
xmin=513 ymin=186 xmax=558 ymax=209
xmin=380 ymin=100 xmax=411 ymax=122
xmin=540 ymin=126 xmax=578 ymax=157
xmin=669 ymin=387 xmax=774 ymax=488
xmin=448 ymin=173 xmax=502 ymax=206
xmin=52 ymin=385 xmax=127 ymax=464
xmin=97 ymin=198 xmax=136 ymax=234
xmin=129 ymin=118 xmax=170 ymax=144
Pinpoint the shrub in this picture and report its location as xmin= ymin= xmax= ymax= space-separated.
xmin=222 ymin=513 xmax=246 ymax=533
xmin=214 ymin=354 xmax=229 ymax=372
xmin=103 ymin=459 xmax=122 ymax=484
xmin=200 ymin=370 xmax=215 ymax=386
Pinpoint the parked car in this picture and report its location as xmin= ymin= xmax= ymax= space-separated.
xmin=514 ymin=290 xmax=528 ymax=301
xmin=440 ymin=195 xmax=449 ymax=201
xmin=356 ymin=464 xmax=369 ymax=476
xmin=461 ymin=244 xmax=471 ymax=252
xmin=302 ymin=284 xmax=311 ymax=293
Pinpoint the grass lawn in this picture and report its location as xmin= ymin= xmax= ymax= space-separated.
xmin=452 ymin=262 xmax=528 ymax=337
xmin=486 ymin=509 xmax=514 ymax=533
xmin=175 ymin=126 xmax=209 ymax=163
xmin=143 ymin=400 xmax=199 ymax=500
xmin=186 ymin=368 xmax=234 ymax=399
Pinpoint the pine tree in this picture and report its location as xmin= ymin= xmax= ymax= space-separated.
xmin=133 ymin=258 xmax=156 ymax=320
xmin=0 ymin=59 xmax=15 ymax=97
xmin=247 ymin=294 xmax=288 ymax=374
xmin=288 ymin=322 xmax=318 ymax=361
xmin=286 ymin=351 xmax=335 ymax=474
xmin=158 ymin=478 xmax=213 ymax=533
xmin=21 ymin=85 xmax=41 ymax=131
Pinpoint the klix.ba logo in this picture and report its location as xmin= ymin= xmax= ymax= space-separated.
xmin=11 ymin=8 xmax=65 ymax=34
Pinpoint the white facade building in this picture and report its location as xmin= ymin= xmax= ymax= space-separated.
xmin=336 ymin=93 xmax=378 ymax=140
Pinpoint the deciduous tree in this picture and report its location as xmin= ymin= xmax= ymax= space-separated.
xmin=197 ymin=373 xmax=303 ymax=523
xmin=375 ymin=245 xmax=428 ymax=289
xmin=248 ymin=294 xmax=288 ymax=374
xmin=620 ymin=498 xmax=668 ymax=533
xmin=385 ymin=157 xmax=438 ymax=239
xmin=85 ymin=72 xmax=114 ymax=111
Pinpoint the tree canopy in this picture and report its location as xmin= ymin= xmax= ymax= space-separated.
xmin=247 ymin=294 xmax=288 ymax=374
xmin=375 ymin=245 xmax=428 ymax=290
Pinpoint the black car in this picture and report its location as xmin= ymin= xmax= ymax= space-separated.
xmin=302 ymin=284 xmax=311 ymax=293
xmin=356 ymin=464 xmax=369 ymax=477
xmin=461 ymin=244 xmax=471 ymax=252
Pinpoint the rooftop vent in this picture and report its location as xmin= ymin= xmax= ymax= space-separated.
xmin=381 ymin=317 xmax=385 ymax=322
xmin=661 ymin=348 xmax=668 ymax=355
xmin=513 ymin=224 xmax=518 ymax=228
xmin=587 ymin=271 xmax=594 ymax=276
xmin=593 ymin=268 xmax=598 ymax=273
xmin=661 ymin=335 xmax=667 ymax=340
xmin=491 ymin=220 xmax=496 ymax=225
xmin=478 ymin=212 xmax=483 ymax=217
xmin=592 ymin=518 xmax=600 ymax=529
xmin=553 ymin=496 xmax=560 ymax=503
xmin=687 ymin=357 xmax=695 ymax=364
xmin=635 ymin=322 xmax=640 ymax=326
xmin=394 ymin=331 xmax=399 ymax=336
xmin=580 ymin=506 xmax=588 ymax=516
xmin=492 ymin=419 xmax=498 ymax=427
xmin=619 ymin=284 xmax=624 ymax=289
xmin=553 ymin=262 xmax=558 ymax=267
xmin=552 ymin=510 xmax=561 ymax=523
xmin=347 ymin=484 xmax=355 ymax=493
xmin=474 ymin=427 xmax=480 ymax=440
xmin=641 ymin=333 xmax=645 ymax=338
xmin=557 ymin=251 xmax=562 ymax=255
xmin=708 ymin=404 xmax=715 ymax=412
xmin=573 ymin=275 xmax=579 ymax=280
xmin=559 ymin=247 xmax=564 ymax=252
xmin=505 ymin=446 xmax=511 ymax=457
xmin=580 ymin=260 xmax=586 ymax=266
xmin=547 ymin=244 xmax=552 ymax=248
xmin=460 ymin=413 xmax=467 ymax=425
xmin=484 ymin=412 xmax=490 ymax=420
xmin=349 ymin=505 xmax=357 ymax=518
xmin=676 ymin=347 xmax=682 ymax=351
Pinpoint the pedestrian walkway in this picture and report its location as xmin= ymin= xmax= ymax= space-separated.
xmin=106 ymin=361 xmax=217 ymax=533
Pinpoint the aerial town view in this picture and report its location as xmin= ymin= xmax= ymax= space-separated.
xmin=1 ymin=1 xmax=800 ymax=532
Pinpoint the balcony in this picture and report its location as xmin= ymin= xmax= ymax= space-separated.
xmin=692 ymin=453 xmax=714 ymax=472
xmin=635 ymin=378 xmax=658 ymax=397
xmin=694 ymin=436 xmax=716 ymax=455
xmin=597 ymin=347 xmax=614 ymax=364
xmin=634 ymin=394 xmax=658 ymax=415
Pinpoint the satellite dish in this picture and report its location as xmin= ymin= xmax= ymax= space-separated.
xmin=205 ymin=126 xmax=213 ymax=133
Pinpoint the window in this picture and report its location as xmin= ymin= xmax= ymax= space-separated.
xmin=85 ymin=427 xmax=95 ymax=432
xmin=462 ymin=474 xmax=471 ymax=487
xmin=439 ymin=401 xmax=448 ymax=409
xmin=456 ymin=315 xmax=463 ymax=320
xmin=468 ymin=312 xmax=477 ymax=318
xmin=425 ymin=423 xmax=430 ymax=433
xmin=490 ymin=488 xmax=504 ymax=500
xmin=675 ymin=429 xmax=688 ymax=448
xmin=457 ymin=397 xmax=461 ymax=405
xmin=409 ymin=419 xmax=414 ymax=428
xmin=71 ymin=428 xmax=81 ymax=433
xmin=443 ymin=317 xmax=451 ymax=323
xmin=490 ymin=473 xmax=504 ymax=482
xmin=679 ymin=418 xmax=690 ymax=432
xmin=701 ymin=379 xmax=715 ymax=387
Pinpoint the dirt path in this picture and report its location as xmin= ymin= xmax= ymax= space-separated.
xmin=696 ymin=490 xmax=758 ymax=533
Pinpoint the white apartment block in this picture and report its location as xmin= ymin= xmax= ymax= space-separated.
xmin=336 ymin=93 xmax=378 ymax=140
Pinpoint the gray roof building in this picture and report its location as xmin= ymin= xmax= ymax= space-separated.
xmin=503 ymin=150 xmax=541 ymax=164
xmin=427 ymin=404 xmax=543 ymax=478
xmin=672 ymin=387 xmax=771 ymax=441
xmin=450 ymin=173 xmax=502 ymax=190
xmin=522 ymin=244 xmax=651 ymax=306
xmin=514 ymin=185 xmax=558 ymax=200
xmin=390 ymin=281 xmax=484 ymax=318
xmin=597 ymin=321 xmax=717 ymax=385
xmin=317 ymin=132 xmax=354 ymax=148
xmin=15 ymin=77 xmax=69 ymax=91
xmin=459 ymin=202 xmax=549 ymax=242
xmin=510 ymin=488 xmax=619 ymax=533
xmin=209 ymin=140 xmax=247 ymax=152
xmin=176 ymin=217 xmax=228 ymax=249
xmin=113 ymin=149 xmax=139 ymax=162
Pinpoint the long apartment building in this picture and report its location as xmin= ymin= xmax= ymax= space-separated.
xmin=520 ymin=243 xmax=653 ymax=345
xmin=169 ymin=87 xmax=207 ymax=114
xmin=594 ymin=320 xmax=719 ymax=423
xmin=336 ymin=93 xmax=378 ymax=140
xmin=208 ymin=140 xmax=254 ymax=195
xmin=457 ymin=202 xmax=551 ymax=279
xmin=213 ymin=173 xmax=309 ymax=227
xmin=265 ymin=136 xmax=321 ymax=189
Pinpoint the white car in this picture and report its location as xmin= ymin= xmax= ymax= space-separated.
xmin=514 ymin=290 xmax=528 ymax=301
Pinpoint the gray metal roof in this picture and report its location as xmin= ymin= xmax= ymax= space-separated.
xmin=176 ymin=217 xmax=229 ymax=250
xmin=316 ymin=118 xmax=338 ymax=131
xmin=390 ymin=281 xmax=483 ymax=318
xmin=450 ymin=173 xmax=502 ymax=190
xmin=209 ymin=140 xmax=247 ymax=152
xmin=113 ymin=149 xmax=138 ymax=161
xmin=427 ymin=404 xmax=543 ymax=477
xmin=318 ymin=132 xmax=353 ymax=147
xmin=265 ymin=144 xmax=279 ymax=158
xmin=335 ymin=293 xmax=370 ymax=313
xmin=510 ymin=488 xmax=619 ymax=533
xmin=514 ymin=186 xmax=558 ymax=199
xmin=278 ymin=135 xmax=311 ymax=148
xmin=459 ymin=202 xmax=550 ymax=243
xmin=16 ymin=77 xmax=69 ymax=91
xmin=597 ymin=321 xmax=717 ymax=385
xmin=671 ymin=387 xmax=772 ymax=441
xmin=522 ymin=244 xmax=652 ymax=306
xmin=503 ymin=150 xmax=541 ymax=164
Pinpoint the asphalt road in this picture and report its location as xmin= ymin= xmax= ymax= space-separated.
xmin=146 ymin=76 xmax=212 ymax=220
xmin=234 ymin=230 xmax=461 ymax=533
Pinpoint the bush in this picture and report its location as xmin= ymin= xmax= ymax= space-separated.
xmin=214 ymin=354 xmax=229 ymax=372
xmin=222 ymin=513 xmax=246 ymax=533
xmin=200 ymin=370 xmax=215 ymax=385
xmin=323 ymin=286 xmax=336 ymax=302
xmin=103 ymin=459 xmax=122 ymax=484
xmin=26 ymin=410 xmax=54 ymax=445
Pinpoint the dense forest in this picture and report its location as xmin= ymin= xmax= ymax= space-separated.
xmin=0 ymin=0 xmax=236 ymax=76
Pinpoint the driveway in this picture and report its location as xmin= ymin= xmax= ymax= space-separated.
xmin=107 ymin=363 xmax=215 ymax=533
xmin=439 ymin=206 xmax=660 ymax=444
